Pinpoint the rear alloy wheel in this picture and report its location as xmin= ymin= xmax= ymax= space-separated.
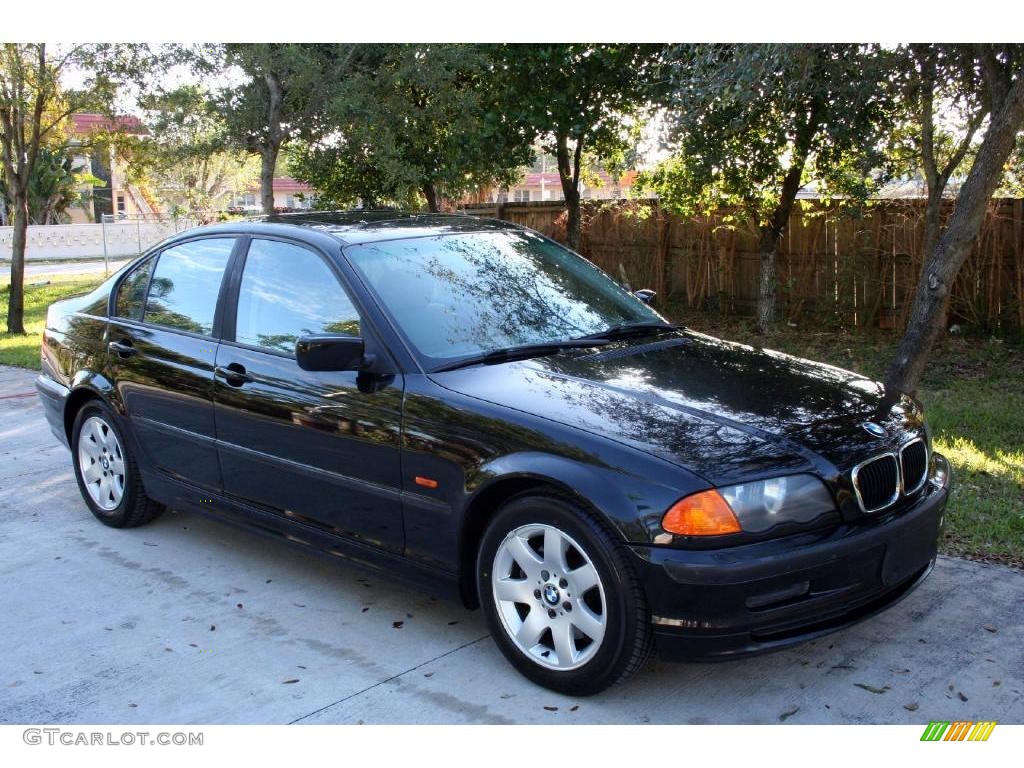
xmin=477 ymin=494 xmax=652 ymax=695
xmin=71 ymin=401 xmax=165 ymax=528
xmin=77 ymin=416 xmax=126 ymax=511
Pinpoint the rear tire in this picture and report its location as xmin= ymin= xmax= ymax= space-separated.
xmin=71 ymin=400 xmax=164 ymax=528
xmin=476 ymin=492 xmax=652 ymax=695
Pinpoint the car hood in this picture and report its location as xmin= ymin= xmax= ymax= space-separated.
xmin=428 ymin=329 xmax=925 ymax=486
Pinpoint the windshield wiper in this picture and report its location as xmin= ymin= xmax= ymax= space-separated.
xmin=432 ymin=339 xmax=609 ymax=373
xmin=578 ymin=321 xmax=680 ymax=341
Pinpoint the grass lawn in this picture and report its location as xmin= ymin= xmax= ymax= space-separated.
xmin=2 ymin=275 xmax=1021 ymax=567
xmin=0 ymin=273 xmax=105 ymax=369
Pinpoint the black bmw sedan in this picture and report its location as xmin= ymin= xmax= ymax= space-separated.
xmin=35 ymin=212 xmax=951 ymax=695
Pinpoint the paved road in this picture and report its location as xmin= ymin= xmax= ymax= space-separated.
xmin=20 ymin=259 xmax=130 ymax=279
xmin=0 ymin=364 xmax=1021 ymax=724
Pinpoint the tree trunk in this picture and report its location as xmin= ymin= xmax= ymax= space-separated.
xmin=260 ymin=142 xmax=278 ymax=216
xmin=564 ymin=187 xmax=582 ymax=252
xmin=555 ymin=132 xmax=584 ymax=252
xmin=6 ymin=192 xmax=28 ymax=334
xmin=422 ymin=181 xmax=439 ymax=212
xmin=886 ymin=76 xmax=1024 ymax=395
xmin=754 ymin=151 xmax=808 ymax=334
xmin=921 ymin=189 xmax=943 ymax=265
xmin=756 ymin=229 xmax=780 ymax=334
xmin=261 ymin=70 xmax=284 ymax=216
xmin=751 ymin=96 xmax=819 ymax=335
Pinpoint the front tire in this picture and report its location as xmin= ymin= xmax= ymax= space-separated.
xmin=477 ymin=493 xmax=652 ymax=695
xmin=71 ymin=401 xmax=164 ymax=528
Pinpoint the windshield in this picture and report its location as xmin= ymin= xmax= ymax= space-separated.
xmin=344 ymin=230 xmax=666 ymax=367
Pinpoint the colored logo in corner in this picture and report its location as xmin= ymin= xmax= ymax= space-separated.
xmin=921 ymin=721 xmax=997 ymax=741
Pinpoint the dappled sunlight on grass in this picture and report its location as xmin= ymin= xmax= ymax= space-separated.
xmin=932 ymin=434 xmax=1024 ymax=568
xmin=936 ymin=435 xmax=1024 ymax=483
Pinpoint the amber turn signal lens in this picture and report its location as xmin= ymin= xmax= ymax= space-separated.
xmin=662 ymin=490 xmax=741 ymax=536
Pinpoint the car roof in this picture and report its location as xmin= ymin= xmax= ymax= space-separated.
xmin=177 ymin=210 xmax=526 ymax=247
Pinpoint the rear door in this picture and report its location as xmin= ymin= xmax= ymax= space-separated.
xmin=212 ymin=237 xmax=405 ymax=552
xmin=108 ymin=236 xmax=238 ymax=492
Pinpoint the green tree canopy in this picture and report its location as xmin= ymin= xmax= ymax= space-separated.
xmin=493 ymin=43 xmax=664 ymax=250
xmin=127 ymin=84 xmax=258 ymax=219
xmin=292 ymin=44 xmax=533 ymax=211
xmin=217 ymin=44 xmax=359 ymax=214
xmin=1 ymin=43 xmax=155 ymax=332
xmin=644 ymin=44 xmax=897 ymax=332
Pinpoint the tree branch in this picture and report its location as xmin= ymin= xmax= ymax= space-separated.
xmin=939 ymin=107 xmax=986 ymax=186
xmin=977 ymin=43 xmax=1009 ymax=113
xmin=915 ymin=46 xmax=940 ymax=191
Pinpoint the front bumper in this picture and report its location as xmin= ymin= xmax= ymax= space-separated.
xmin=630 ymin=463 xmax=949 ymax=660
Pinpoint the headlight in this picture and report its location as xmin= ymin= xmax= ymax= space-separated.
xmin=662 ymin=474 xmax=836 ymax=537
xmin=719 ymin=474 xmax=837 ymax=533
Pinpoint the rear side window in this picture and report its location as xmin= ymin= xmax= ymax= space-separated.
xmin=234 ymin=238 xmax=361 ymax=355
xmin=144 ymin=238 xmax=234 ymax=336
xmin=114 ymin=258 xmax=155 ymax=321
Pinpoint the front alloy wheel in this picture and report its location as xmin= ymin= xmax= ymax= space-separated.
xmin=492 ymin=523 xmax=607 ymax=670
xmin=478 ymin=493 xmax=652 ymax=695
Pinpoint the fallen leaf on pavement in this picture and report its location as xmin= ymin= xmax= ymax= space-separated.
xmin=854 ymin=683 xmax=891 ymax=694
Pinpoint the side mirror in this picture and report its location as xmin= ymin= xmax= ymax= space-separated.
xmin=634 ymin=289 xmax=656 ymax=304
xmin=295 ymin=335 xmax=370 ymax=372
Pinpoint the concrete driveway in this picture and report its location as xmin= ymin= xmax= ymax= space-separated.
xmin=1 ymin=364 xmax=1021 ymax=724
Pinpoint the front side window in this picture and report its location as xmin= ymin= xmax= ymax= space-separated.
xmin=144 ymin=238 xmax=234 ymax=335
xmin=114 ymin=257 xmax=155 ymax=321
xmin=344 ymin=230 xmax=663 ymax=366
xmin=234 ymin=238 xmax=360 ymax=355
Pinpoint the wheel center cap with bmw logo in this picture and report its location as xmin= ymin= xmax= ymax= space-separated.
xmin=543 ymin=584 xmax=560 ymax=606
xmin=863 ymin=422 xmax=888 ymax=438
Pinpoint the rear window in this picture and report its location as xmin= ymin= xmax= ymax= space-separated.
xmin=144 ymin=238 xmax=234 ymax=336
xmin=114 ymin=258 xmax=155 ymax=321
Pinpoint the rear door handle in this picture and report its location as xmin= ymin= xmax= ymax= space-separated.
xmin=108 ymin=340 xmax=137 ymax=358
xmin=215 ymin=364 xmax=254 ymax=386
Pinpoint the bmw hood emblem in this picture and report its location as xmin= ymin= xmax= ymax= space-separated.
xmin=863 ymin=422 xmax=887 ymax=438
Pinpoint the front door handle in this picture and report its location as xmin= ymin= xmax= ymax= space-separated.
xmin=215 ymin=363 xmax=254 ymax=386
xmin=108 ymin=340 xmax=137 ymax=358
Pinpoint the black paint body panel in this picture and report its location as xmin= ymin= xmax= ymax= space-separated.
xmin=35 ymin=213 xmax=949 ymax=660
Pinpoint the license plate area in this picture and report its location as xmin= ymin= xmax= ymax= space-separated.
xmin=881 ymin=524 xmax=935 ymax=586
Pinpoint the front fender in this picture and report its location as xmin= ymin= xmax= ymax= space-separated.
xmin=468 ymin=451 xmax=709 ymax=547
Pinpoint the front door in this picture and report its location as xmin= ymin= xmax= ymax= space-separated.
xmin=212 ymin=237 xmax=405 ymax=552
xmin=108 ymin=236 xmax=237 ymax=492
